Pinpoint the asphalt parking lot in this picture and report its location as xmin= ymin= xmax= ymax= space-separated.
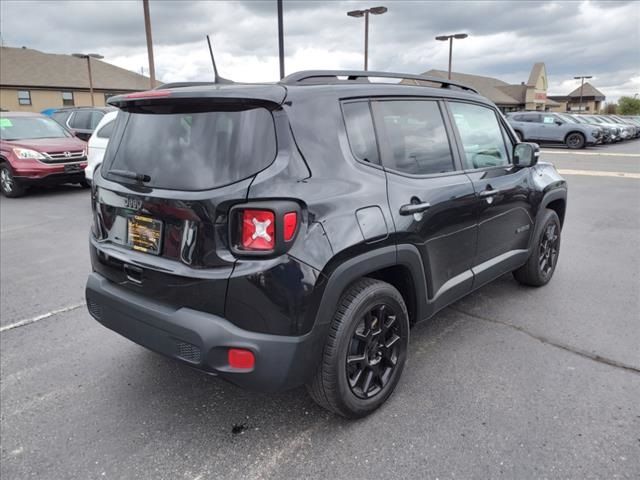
xmin=1 ymin=141 xmax=639 ymax=479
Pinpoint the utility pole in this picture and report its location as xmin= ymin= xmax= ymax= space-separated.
xmin=143 ymin=0 xmax=156 ymax=88
xmin=277 ymin=0 xmax=285 ymax=79
xmin=72 ymin=53 xmax=103 ymax=106
xmin=574 ymin=75 xmax=592 ymax=114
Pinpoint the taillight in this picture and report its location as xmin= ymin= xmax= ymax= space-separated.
xmin=242 ymin=209 xmax=275 ymax=251
xmin=230 ymin=201 xmax=301 ymax=257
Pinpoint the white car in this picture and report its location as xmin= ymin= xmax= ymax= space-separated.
xmin=85 ymin=110 xmax=118 ymax=182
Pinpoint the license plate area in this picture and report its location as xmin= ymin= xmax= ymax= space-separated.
xmin=64 ymin=163 xmax=82 ymax=173
xmin=127 ymin=215 xmax=163 ymax=255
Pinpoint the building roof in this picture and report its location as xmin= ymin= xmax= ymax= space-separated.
xmin=422 ymin=69 xmax=522 ymax=105
xmin=566 ymin=82 xmax=605 ymax=100
xmin=0 ymin=46 xmax=159 ymax=91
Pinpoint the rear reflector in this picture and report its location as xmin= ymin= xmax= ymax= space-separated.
xmin=124 ymin=90 xmax=171 ymax=99
xmin=242 ymin=209 xmax=275 ymax=251
xmin=283 ymin=212 xmax=298 ymax=241
xmin=228 ymin=348 xmax=255 ymax=369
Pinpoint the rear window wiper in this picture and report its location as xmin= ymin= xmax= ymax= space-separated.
xmin=109 ymin=169 xmax=151 ymax=183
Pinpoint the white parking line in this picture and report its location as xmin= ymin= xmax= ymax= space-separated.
xmin=557 ymin=169 xmax=640 ymax=179
xmin=0 ymin=303 xmax=85 ymax=333
xmin=541 ymin=149 xmax=640 ymax=157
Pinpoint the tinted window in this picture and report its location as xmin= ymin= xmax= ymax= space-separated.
xmin=90 ymin=111 xmax=104 ymax=129
xmin=373 ymin=100 xmax=454 ymax=175
xmin=0 ymin=116 xmax=71 ymax=140
xmin=342 ymin=102 xmax=379 ymax=164
xmin=450 ymin=102 xmax=509 ymax=169
xmin=69 ymin=111 xmax=92 ymax=129
xmin=96 ymin=120 xmax=115 ymax=139
xmin=103 ymin=107 xmax=276 ymax=191
xmin=51 ymin=111 xmax=71 ymax=125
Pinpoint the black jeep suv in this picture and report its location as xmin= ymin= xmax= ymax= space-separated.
xmin=85 ymin=71 xmax=567 ymax=418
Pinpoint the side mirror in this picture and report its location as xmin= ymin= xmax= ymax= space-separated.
xmin=513 ymin=142 xmax=539 ymax=168
xmin=555 ymin=120 xmax=563 ymax=126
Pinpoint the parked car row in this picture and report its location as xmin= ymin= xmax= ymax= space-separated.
xmin=506 ymin=112 xmax=640 ymax=149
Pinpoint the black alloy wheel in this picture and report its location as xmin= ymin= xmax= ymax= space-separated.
xmin=539 ymin=222 xmax=559 ymax=278
xmin=306 ymin=278 xmax=409 ymax=418
xmin=346 ymin=304 xmax=402 ymax=399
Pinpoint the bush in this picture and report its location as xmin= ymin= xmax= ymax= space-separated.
xmin=618 ymin=96 xmax=640 ymax=115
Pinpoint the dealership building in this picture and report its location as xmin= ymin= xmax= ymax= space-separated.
xmin=421 ymin=63 xmax=606 ymax=114
xmin=0 ymin=46 xmax=158 ymax=112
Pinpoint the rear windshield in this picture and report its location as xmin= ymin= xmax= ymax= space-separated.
xmin=102 ymin=107 xmax=276 ymax=191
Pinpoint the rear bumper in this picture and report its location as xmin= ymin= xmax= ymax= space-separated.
xmin=85 ymin=272 xmax=327 ymax=391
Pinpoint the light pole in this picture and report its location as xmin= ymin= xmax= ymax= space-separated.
xmin=347 ymin=6 xmax=387 ymax=71
xmin=435 ymin=33 xmax=468 ymax=80
xmin=573 ymin=75 xmax=592 ymax=114
xmin=72 ymin=53 xmax=104 ymax=106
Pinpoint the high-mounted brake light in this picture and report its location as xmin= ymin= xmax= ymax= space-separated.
xmin=242 ymin=209 xmax=275 ymax=251
xmin=124 ymin=90 xmax=172 ymax=99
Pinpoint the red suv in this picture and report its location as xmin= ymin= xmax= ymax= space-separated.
xmin=0 ymin=112 xmax=88 ymax=197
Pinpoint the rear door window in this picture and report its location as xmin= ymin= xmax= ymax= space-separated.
xmin=69 ymin=111 xmax=92 ymax=130
xmin=103 ymin=107 xmax=277 ymax=191
xmin=372 ymin=99 xmax=455 ymax=175
xmin=342 ymin=101 xmax=379 ymax=164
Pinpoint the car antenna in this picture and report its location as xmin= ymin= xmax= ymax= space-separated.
xmin=206 ymin=35 xmax=233 ymax=84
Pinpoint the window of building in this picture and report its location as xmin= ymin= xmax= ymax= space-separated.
xmin=62 ymin=91 xmax=74 ymax=106
xmin=372 ymin=100 xmax=454 ymax=175
xmin=449 ymin=102 xmax=510 ymax=170
xmin=342 ymin=101 xmax=379 ymax=165
xmin=18 ymin=90 xmax=31 ymax=106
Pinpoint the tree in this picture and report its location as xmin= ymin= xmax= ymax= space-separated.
xmin=617 ymin=96 xmax=640 ymax=115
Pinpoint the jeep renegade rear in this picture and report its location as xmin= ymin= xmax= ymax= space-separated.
xmin=86 ymin=71 xmax=567 ymax=418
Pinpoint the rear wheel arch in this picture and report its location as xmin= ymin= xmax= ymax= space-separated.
xmin=314 ymin=244 xmax=427 ymax=330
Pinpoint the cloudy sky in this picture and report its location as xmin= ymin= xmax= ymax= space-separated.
xmin=1 ymin=0 xmax=639 ymax=101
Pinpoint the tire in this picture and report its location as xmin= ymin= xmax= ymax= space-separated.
xmin=513 ymin=209 xmax=561 ymax=287
xmin=0 ymin=164 xmax=25 ymax=198
xmin=79 ymin=179 xmax=91 ymax=188
xmin=514 ymin=130 xmax=524 ymax=141
xmin=565 ymin=132 xmax=585 ymax=149
xmin=306 ymin=278 xmax=410 ymax=418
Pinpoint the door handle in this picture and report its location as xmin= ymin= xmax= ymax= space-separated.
xmin=478 ymin=189 xmax=501 ymax=198
xmin=399 ymin=202 xmax=431 ymax=216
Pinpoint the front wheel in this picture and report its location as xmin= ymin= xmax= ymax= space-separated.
xmin=565 ymin=132 xmax=585 ymax=149
xmin=306 ymin=278 xmax=410 ymax=418
xmin=513 ymin=209 xmax=561 ymax=286
xmin=0 ymin=164 xmax=25 ymax=198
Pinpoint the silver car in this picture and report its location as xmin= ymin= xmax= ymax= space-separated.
xmin=506 ymin=112 xmax=602 ymax=149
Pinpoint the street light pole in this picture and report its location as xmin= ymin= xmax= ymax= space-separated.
xmin=574 ymin=75 xmax=592 ymax=114
xmin=72 ymin=53 xmax=104 ymax=106
xmin=435 ymin=33 xmax=468 ymax=80
xmin=277 ymin=0 xmax=285 ymax=79
xmin=347 ymin=6 xmax=387 ymax=71
xmin=143 ymin=0 xmax=156 ymax=88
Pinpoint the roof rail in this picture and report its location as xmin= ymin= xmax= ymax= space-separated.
xmin=280 ymin=70 xmax=478 ymax=94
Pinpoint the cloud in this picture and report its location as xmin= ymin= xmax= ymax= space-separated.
xmin=1 ymin=0 xmax=638 ymax=101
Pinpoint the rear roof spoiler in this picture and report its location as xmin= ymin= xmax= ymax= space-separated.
xmin=280 ymin=70 xmax=478 ymax=94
